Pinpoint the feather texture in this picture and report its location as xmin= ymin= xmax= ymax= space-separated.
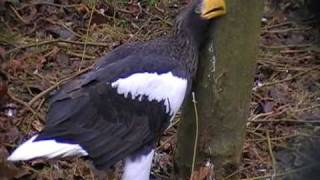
xmin=7 ymin=135 xmax=87 ymax=161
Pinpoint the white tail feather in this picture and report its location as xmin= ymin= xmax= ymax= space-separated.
xmin=7 ymin=135 xmax=88 ymax=161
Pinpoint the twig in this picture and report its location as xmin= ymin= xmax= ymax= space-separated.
xmin=249 ymin=112 xmax=274 ymax=121
xmin=7 ymin=90 xmax=44 ymax=122
xmin=165 ymin=116 xmax=181 ymax=130
xmin=262 ymin=27 xmax=311 ymax=34
xmin=142 ymin=9 xmax=172 ymax=26
xmin=28 ymin=65 xmax=93 ymax=107
xmin=128 ymin=18 xmax=152 ymax=41
xmin=79 ymin=1 xmax=95 ymax=71
xmin=262 ymin=21 xmax=294 ymax=30
xmin=4 ymin=40 xmax=60 ymax=57
xmin=260 ymin=44 xmax=311 ymax=49
xmin=266 ymin=131 xmax=276 ymax=180
xmin=115 ymin=7 xmax=137 ymax=14
xmin=59 ymin=23 xmax=82 ymax=38
xmin=247 ymin=133 xmax=301 ymax=142
xmin=249 ymin=104 xmax=289 ymax=122
xmin=152 ymin=172 xmax=170 ymax=179
xmin=28 ymin=2 xmax=81 ymax=9
xmin=241 ymin=165 xmax=317 ymax=180
xmin=280 ymin=49 xmax=310 ymax=54
xmin=66 ymin=51 xmax=96 ymax=59
xmin=60 ymin=39 xmax=109 ymax=47
xmin=249 ymin=119 xmax=320 ymax=124
xmin=9 ymin=4 xmax=28 ymax=24
xmin=224 ymin=166 xmax=253 ymax=180
xmin=31 ymin=72 xmax=56 ymax=85
xmin=255 ymin=70 xmax=312 ymax=89
xmin=247 ymin=129 xmax=266 ymax=139
xmin=4 ymin=39 xmax=109 ymax=57
xmin=36 ymin=98 xmax=46 ymax=111
xmin=156 ymin=135 xmax=175 ymax=151
xmin=190 ymin=92 xmax=199 ymax=180
xmin=291 ymin=104 xmax=320 ymax=113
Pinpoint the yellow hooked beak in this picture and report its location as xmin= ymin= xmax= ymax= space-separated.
xmin=201 ymin=0 xmax=226 ymax=19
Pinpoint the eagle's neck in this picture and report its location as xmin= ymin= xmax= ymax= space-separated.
xmin=171 ymin=8 xmax=211 ymax=77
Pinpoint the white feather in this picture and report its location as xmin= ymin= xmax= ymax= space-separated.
xmin=122 ymin=149 xmax=155 ymax=180
xmin=111 ymin=72 xmax=187 ymax=116
xmin=7 ymin=135 xmax=88 ymax=161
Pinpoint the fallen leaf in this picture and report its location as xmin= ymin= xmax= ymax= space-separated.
xmin=76 ymin=3 xmax=89 ymax=14
xmin=3 ymin=59 xmax=25 ymax=74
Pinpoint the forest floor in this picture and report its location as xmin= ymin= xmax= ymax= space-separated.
xmin=0 ymin=0 xmax=319 ymax=179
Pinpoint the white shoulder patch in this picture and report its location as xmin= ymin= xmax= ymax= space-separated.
xmin=7 ymin=135 xmax=88 ymax=161
xmin=111 ymin=72 xmax=187 ymax=115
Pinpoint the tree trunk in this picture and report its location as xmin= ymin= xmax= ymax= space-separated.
xmin=175 ymin=0 xmax=263 ymax=179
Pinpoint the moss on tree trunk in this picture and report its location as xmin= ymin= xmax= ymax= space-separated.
xmin=175 ymin=0 xmax=263 ymax=179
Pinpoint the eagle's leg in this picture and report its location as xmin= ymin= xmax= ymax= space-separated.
xmin=122 ymin=148 xmax=155 ymax=180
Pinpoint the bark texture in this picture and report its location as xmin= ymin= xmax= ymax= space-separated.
xmin=175 ymin=0 xmax=263 ymax=179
